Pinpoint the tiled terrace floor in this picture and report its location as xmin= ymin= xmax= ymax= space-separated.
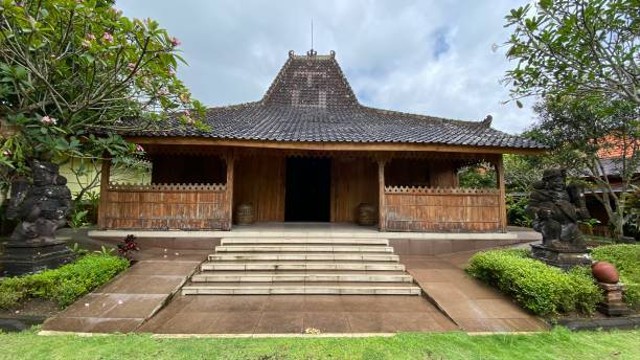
xmin=41 ymin=235 xmax=548 ymax=335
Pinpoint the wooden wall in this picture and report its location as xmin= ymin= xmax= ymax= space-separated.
xmin=383 ymin=187 xmax=502 ymax=232
xmin=101 ymin=184 xmax=230 ymax=230
xmin=385 ymin=159 xmax=458 ymax=187
xmin=152 ymin=154 xmax=226 ymax=184
xmin=233 ymin=155 xmax=286 ymax=222
xmin=331 ymin=158 xmax=378 ymax=222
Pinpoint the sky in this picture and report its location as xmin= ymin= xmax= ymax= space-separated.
xmin=117 ymin=0 xmax=538 ymax=134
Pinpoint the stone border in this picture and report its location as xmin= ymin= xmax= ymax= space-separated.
xmin=554 ymin=315 xmax=640 ymax=331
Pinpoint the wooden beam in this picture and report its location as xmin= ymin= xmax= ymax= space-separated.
xmin=495 ymin=155 xmax=507 ymax=232
xmin=126 ymin=137 xmax=546 ymax=156
xmin=225 ymin=152 xmax=235 ymax=231
xmin=378 ymin=159 xmax=387 ymax=231
xmin=98 ymin=157 xmax=111 ymax=229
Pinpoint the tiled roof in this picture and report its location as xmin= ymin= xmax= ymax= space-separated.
xmin=129 ymin=50 xmax=545 ymax=150
xmin=596 ymin=135 xmax=638 ymax=159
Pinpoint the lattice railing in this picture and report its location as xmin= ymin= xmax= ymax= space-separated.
xmin=108 ymin=183 xmax=227 ymax=192
xmin=384 ymin=186 xmax=499 ymax=195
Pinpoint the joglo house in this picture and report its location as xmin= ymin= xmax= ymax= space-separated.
xmin=98 ymin=50 xmax=545 ymax=233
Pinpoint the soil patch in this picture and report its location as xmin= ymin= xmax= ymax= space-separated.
xmin=0 ymin=299 xmax=61 ymax=332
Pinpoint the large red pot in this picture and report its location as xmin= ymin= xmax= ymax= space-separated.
xmin=591 ymin=261 xmax=619 ymax=284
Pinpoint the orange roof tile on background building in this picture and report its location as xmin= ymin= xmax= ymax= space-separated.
xmin=596 ymin=135 xmax=639 ymax=159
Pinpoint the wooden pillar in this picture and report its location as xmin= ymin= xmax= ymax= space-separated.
xmin=495 ymin=155 xmax=507 ymax=232
xmin=98 ymin=157 xmax=111 ymax=229
xmin=224 ymin=153 xmax=235 ymax=231
xmin=378 ymin=159 xmax=387 ymax=231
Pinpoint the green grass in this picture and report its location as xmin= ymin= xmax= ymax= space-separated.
xmin=0 ymin=327 xmax=638 ymax=359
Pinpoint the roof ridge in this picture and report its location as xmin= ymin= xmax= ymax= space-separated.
xmin=359 ymin=105 xmax=493 ymax=129
xmin=206 ymin=101 xmax=261 ymax=111
xmin=260 ymin=54 xmax=294 ymax=104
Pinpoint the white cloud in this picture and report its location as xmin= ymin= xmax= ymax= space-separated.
xmin=117 ymin=0 xmax=537 ymax=134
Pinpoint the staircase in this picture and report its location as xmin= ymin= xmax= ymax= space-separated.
xmin=182 ymin=235 xmax=421 ymax=295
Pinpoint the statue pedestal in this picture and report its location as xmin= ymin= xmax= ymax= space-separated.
xmin=530 ymin=244 xmax=591 ymax=270
xmin=1 ymin=238 xmax=75 ymax=276
xmin=597 ymin=282 xmax=632 ymax=316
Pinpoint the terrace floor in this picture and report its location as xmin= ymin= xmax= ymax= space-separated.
xmin=41 ymin=227 xmax=548 ymax=335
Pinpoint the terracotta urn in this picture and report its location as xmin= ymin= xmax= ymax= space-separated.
xmin=591 ymin=261 xmax=619 ymax=284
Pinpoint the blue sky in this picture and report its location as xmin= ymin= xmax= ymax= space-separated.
xmin=117 ymin=0 xmax=537 ymax=134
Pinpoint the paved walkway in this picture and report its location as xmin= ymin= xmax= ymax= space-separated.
xmin=41 ymin=243 xmax=548 ymax=335
xmin=403 ymin=250 xmax=548 ymax=333
xmin=41 ymin=249 xmax=207 ymax=333
xmin=139 ymin=295 xmax=457 ymax=334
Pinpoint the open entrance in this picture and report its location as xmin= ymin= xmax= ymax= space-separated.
xmin=285 ymin=157 xmax=331 ymax=222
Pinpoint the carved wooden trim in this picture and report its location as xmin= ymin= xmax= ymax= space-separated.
xmin=384 ymin=186 xmax=500 ymax=195
xmin=108 ymin=183 xmax=227 ymax=192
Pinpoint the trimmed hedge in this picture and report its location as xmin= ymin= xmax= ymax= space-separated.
xmin=591 ymin=244 xmax=640 ymax=309
xmin=0 ymin=254 xmax=129 ymax=309
xmin=466 ymin=249 xmax=602 ymax=316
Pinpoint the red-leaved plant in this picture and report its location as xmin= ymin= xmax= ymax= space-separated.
xmin=118 ymin=234 xmax=140 ymax=261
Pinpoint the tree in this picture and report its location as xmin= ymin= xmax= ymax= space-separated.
xmin=0 ymin=0 xmax=205 ymax=185
xmin=504 ymin=0 xmax=640 ymax=105
xmin=457 ymin=163 xmax=496 ymax=189
xmin=532 ymin=95 xmax=640 ymax=240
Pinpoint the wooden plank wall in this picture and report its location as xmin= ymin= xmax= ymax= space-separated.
xmin=331 ymin=158 xmax=378 ymax=222
xmin=102 ymin=184 xmax=229 ymax=230
xmin=233 ymin=155 xmax=285 ymax=222
xmin=383 ymin=187 xmax=502 ymax=232
xmin=385 ymin=159 xmax=458 ymax=187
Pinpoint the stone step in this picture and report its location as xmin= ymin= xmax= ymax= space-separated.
xmin=181 ymin=283 xmax=422 ymax=295
xmin=220 ymin=238 xmax=389 ymax=246
xmin=200 ymin=261 xmax=406 ymax=272
xmin=215 ymin=245 xmax=393 ymax=253
xmin=191 ymin=271 xmax=413 ymax=283
xmin=207 ymin=253 xmax=400 ymax=262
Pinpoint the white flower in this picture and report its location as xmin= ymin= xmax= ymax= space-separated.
xmin=102 ymin=32 xmax=114 ymax=43
xmin=41 ymin=115 xmax=57 ymax=125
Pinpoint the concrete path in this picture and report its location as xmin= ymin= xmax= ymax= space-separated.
xmin=138 ymin=295 xmax=457 ymax=334
xmin=41 ymin=243 xmax=548 ymax=335
xmin=403 ymin=249 xmax=549 ymax=333
xmin=41 ymin=249 xmax=207 ymax=333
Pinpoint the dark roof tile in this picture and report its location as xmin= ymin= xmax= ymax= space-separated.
xmin=126 ymin=50 xmax=545 ymax=150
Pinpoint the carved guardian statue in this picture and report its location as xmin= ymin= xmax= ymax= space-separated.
xmin=1 ymin=160 xmax=74 ymax=275
xmin=527 ymin=169 xmax=591 ymax=268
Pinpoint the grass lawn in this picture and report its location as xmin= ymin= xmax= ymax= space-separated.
xmin=1 ymin=327 xmax=638 ymax=359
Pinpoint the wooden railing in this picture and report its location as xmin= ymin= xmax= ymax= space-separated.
xmin=383 ymin=186 xmax=503 ymax=232
xmin=100 ymin=183 xmax=230 ymax=230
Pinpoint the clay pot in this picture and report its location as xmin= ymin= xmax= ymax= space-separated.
xmin=236 ymin=203 xmax=255 ymax=225
xmin=591 ymin=261 xmax=619 ymax=284
xmin=356 ymin=203 xmax=377 ymax=226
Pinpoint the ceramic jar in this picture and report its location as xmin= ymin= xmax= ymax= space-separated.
xmin=591 ymin=261 xmax=619 ymax=284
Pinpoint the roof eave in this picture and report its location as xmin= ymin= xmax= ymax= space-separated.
xmin=125 ymin=136 xmax=548 ymax=155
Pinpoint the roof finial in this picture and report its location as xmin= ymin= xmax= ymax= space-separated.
xmin=306 ymin=19 xmax=317 ymax=57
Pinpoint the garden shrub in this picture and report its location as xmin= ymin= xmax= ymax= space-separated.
xmin=466 ymin=249 xmax=601 ymax=316
xmin=0 ymin=254 xmax=129 ymax=309
xmin=591 ymin=244 xmax=640 ymax=309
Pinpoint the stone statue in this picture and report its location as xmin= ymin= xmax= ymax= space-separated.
xmin=527 ymin=169 xmax=589 ymax=251
xmin=6 ymin=160 xmax=72 ymax=244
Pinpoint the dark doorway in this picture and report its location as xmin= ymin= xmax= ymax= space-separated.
xmin=285 ymin=157 xmax=331 ymax=222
